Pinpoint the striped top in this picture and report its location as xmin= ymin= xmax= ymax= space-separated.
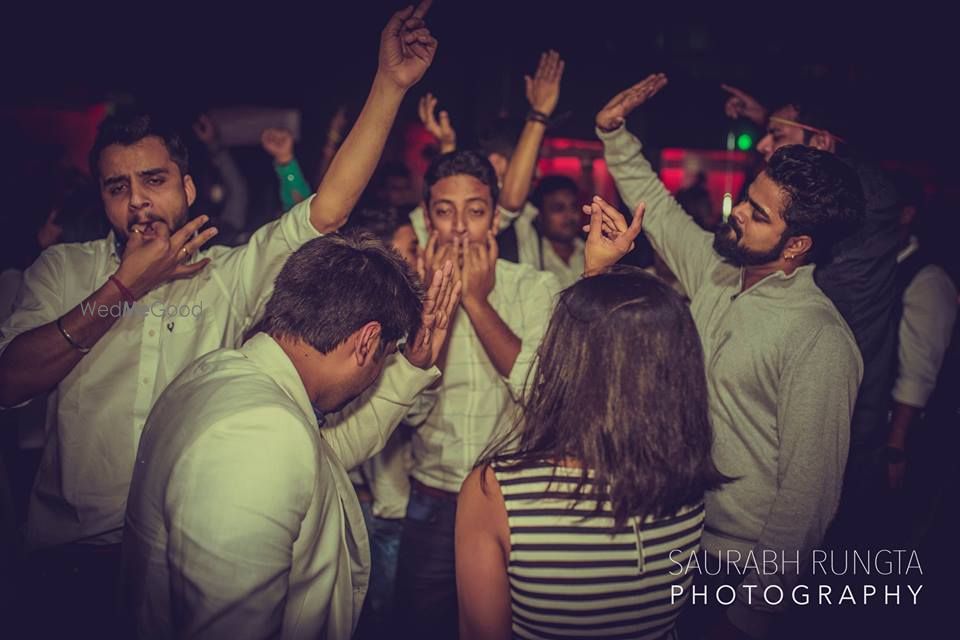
xmin=492 ymin=461 xmax=704 ymax=640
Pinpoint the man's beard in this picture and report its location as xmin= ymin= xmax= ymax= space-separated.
xmin=712 ymin=221 xmax=787 ymax=267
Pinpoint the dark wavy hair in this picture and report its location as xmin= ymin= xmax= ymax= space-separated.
xmin=89 ymin=112 xmax=189 ymax=183
xmin=259 ymin=231 xmax=423 ymax=355
xmin=766 ymin=144 xmax=865 ymax=264
xmin=480 ymin=266 xmax=727 ymax=527
xmin=423 ymin=149 xmax=500 ymax=207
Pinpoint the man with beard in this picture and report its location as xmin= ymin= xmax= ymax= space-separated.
xmin=0 ymin=1 xmax=437 ymax=633
xmin=584 ymin=74 xmax=864 ymax=639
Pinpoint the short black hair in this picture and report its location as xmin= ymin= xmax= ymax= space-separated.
xmin=89 ymin=112 xmax=189 ymax=183
xmin=778 ymin=93 xmax=850 ymax=146
xmin=765 ymin=144 xmax=865 ymax=263
xmin=259 ymin=231 xmax=423 ymax=354
xmin=341 ymin=207 xmax=410 ymax=245
xmin=531 ymin=175 xmax=579 ymax=211
xmin=422 ymin=150 xmax=500 ymax=208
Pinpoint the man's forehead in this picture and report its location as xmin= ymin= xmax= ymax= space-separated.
xmin=99 ymin=136 xmax=176 ymax=178
xmin=429 ymin=174 xmax=492 ymax=204
xmin=749 ymin=174 xmax=787 ymax=220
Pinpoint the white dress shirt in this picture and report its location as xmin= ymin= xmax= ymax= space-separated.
xmin=0 ymin=197 xmax=319 ymax=548
xmin=123 ymin=333 xmax=440 ymax=640
xmin=410 ymin=260 xmax=560 ymax=492
xmin=513 ymin=208 xmax=585 ymax=290
xmin=893 ymin=238 xmax=959 ymax=407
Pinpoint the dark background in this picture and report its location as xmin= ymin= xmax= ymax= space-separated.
xmin=2 ymin=1 xmax=956 ymax=166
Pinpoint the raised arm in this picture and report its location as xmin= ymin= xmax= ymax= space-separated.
xmin=596 ymin=74 xmax=720 ymax=296
xmin=498 ymin=50 xmax=565 ymax=212
xmin=309 ymin=0 xmax=438 ymax=233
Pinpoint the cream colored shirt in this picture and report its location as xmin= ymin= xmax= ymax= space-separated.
xmin=410 ymin=260 xmax=560 ymax=492
xmin=0 ymin=197 xmax=319 ymax=548
xmin=123 ymin=333 xmax=440 ymax=640
xmin=893 ymin=238 xmax=959 ymax=407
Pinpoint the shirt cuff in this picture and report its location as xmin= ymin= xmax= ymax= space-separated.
xmin=595 ymin=123 xmax=629 ymax=143
xmin=891 ymin=379 xmax=931 ymax=409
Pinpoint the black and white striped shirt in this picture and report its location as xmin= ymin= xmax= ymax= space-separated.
xmin=493 ymin=461 xmax=704 ymax=640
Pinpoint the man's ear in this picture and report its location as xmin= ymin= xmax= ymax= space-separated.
xmin=183 ymin=174 xmax=198 ymax=207
xmin=784 ymin=234 xmax=814 ymax=263
xmin=354 ymin=321 xmax=382 ymax=367
xmin=809 ymin=130 xmax=836 ymax=154
xmin=491 ymin=207 xmax=501 ymax=236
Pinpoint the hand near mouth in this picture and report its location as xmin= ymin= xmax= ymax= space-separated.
xmin=115 ymin=215 xmax=219 ymax=300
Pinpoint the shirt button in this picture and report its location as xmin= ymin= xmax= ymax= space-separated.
xmin=142 ymin=378 xmax=150 ymax=385
xmin=148 ymin=330 xmax=156 ymax=337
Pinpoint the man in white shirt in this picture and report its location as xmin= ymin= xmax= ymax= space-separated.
xmin=395 ymin=149 xmax=560 ymax=638
xmin=886 ymin=175 xmax=958 ymax=492
xmin=0 ymin=1 xmax=437 ymax=634
xmin=123 ymin=230 xmax=460 ymax=640
xmin=513 ymin=174 xmax=586 ymax=288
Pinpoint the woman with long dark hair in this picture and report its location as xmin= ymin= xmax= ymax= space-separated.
xmin=455 ymin=266 xmax=726 ymax=640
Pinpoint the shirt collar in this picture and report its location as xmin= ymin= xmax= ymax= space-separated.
xmin=736 ymin=263 xmax=815 ymax=296
xmin=239 ymin=332 xmax=318 ymax=427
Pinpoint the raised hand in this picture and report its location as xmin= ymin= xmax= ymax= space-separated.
xmin=583 ymin=196 xmax=644 ymax=276
xmin=378 ymin=0 xmax=438 ymax=91
xmin=261 ymin=128 xmax=295 ymax=165
xmin=596 ymin=73 xmax=668 ymax=132
xmin=404 ymin=258 xmax=462 ymax=369
xmin=418 ymin=92 xmax=456 ymax=152
xmin=114 ymin=215 xmax=218 ymax=299
xmin=193 ymin=114 xmax=220 ymax=150
xmin=525 ymin=50 xmax=565 ymax=117
xmin=721 ymin=83 xmax=767 ymax=126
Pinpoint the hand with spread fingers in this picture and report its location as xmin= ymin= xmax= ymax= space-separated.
xmin=721 ymin=83 xmax=767 ymax=126
xmin=404 ymin=258 xmax=462 ymax=369
xmin=418 ymin=92 xmax=456 ymax=153
xmin=115 ymin=215 xmax=219 ymax=300
xmin=596 ymin=73 xmax=668 ymax=132
xmin=525 ymin=50 xmax=565 ymax=117
xmin=583 ymin=196 xmax=645 ymax=276
xmin=378 ymin=0 xmax=438 ymax=92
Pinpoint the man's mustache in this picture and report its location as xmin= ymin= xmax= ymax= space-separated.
xmin=128 ymin=214 xmax=168 ymax=233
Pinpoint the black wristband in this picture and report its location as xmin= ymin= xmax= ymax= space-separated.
xmin=526 ymin=109 xmax=550 ymax=125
